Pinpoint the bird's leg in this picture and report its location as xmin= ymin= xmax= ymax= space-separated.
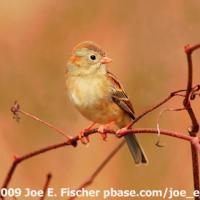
xmin=98 ymin=121 xmax=115 ymax=141
xmin=116 ymin=121 xmax=132 ymax=136
xmin=79 ymin=122 xmax=96 ymax=144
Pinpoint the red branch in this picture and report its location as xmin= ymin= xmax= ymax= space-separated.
xmin=128 ymin=89 xmax=188 ymax=128
xmin=40 ymin=173 xmax=52 ymax=200
xmin=1 ymin=126 xmax=200 ymax=195
xmin=184 ymin=44 xmax=200 ymax=200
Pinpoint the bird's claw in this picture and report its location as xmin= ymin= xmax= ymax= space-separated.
xmin=78 ymin=122 xmax=96 ymax=144
xmin=98 ymin=126 xmax=108 ymax=141
xmin=116 ymin=127 xmax=128 ymax=137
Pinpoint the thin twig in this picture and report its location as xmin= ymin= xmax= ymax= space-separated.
xmin=128 ymin=89 xmax=187 ymax=128
xmin=11 ymin=101 xmax=71 ymax=140
xmin=156 ymin=107 xmax=185 ymax=136
xmin=40 ymin=173 xmax=52 ymax=200
xmin=156 ymin=107 xmax=185 ymax=147
xmin=68 ymin=141 xmax=125 ymax=200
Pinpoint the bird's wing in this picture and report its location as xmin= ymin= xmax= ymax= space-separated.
xmin=107 ymin=71 xmax=136 ymax=119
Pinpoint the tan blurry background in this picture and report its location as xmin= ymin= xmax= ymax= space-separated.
xmin=0 ymin=0 xmax=200 ymax=199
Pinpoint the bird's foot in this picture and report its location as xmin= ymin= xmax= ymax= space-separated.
xmin=98 ymin=125 xmax=108 ymax=141
xmin=98 ymin=121 xmax=114 ymax=141
xmin=116 ymin=121 xmax=132 ymax=137
xmin=116 ymin=127 xmax=128 ymax=137
xmin=79 ymin=122 xmax=96 ymax=144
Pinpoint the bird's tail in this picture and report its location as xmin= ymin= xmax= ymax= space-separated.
xmin=124 ymin=134 xmax=148 ymax=165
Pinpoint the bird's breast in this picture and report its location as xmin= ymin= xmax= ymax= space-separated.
xmin=66 ymin=74 xmax=126 ymax=124
xmin=66 ymin=75 xmax=110 ymax=108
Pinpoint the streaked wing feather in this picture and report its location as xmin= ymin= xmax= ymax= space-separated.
xmin=107 ymin=72 xmax=135 ymax=119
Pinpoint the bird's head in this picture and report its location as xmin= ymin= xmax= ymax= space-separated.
xmin=66 ymin=41 xmax=112 ymax=76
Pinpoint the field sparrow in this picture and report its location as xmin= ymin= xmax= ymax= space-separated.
xmin=65 ymin=41 xmax=147 ymax=164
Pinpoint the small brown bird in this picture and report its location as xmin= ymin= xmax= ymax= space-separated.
xmin=65 ymin=41 xmax=147 ymax=164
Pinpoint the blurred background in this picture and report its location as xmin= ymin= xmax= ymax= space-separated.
xmin=0 ymin=0 xmax=200 ymax=199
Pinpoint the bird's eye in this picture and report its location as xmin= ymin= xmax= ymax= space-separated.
xmin=90 ymin=55 xmax=96 ymax=60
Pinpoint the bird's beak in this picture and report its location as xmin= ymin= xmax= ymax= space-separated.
xmin=100 ymin=57 xmax=112 ymax=64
